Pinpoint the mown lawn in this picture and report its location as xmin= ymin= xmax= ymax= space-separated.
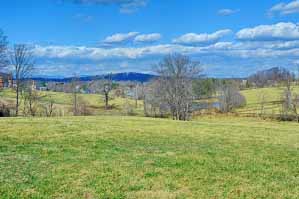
xmin=0 ymin=116 xmax=298 ymax=198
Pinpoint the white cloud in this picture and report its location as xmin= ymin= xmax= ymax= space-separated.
xmin=134 ymin=33 xmax=161 ymax=42
xmin=218 ymin=9 xmax=239 ymax=16
xmin=173 ymin=29 xmax=232 ymax=45
xmin=32 ymin=22 xmax=299 ymax=77
xmin=33 ymin=44 xmax=200 ymax=60
xmin=236 ymin=22 xmax=299 ymax=41
xmin=33 ymin=39 xmax=299 ymax=61
xmin=102 ymin=32 xmax=139 ymax=44
xmin=31 ymin=41 xmax=299 ymax=77
xmin=268 ymin=0 xmax=299 ymax=16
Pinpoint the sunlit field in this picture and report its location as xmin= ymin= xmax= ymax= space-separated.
xmin=0 ymin=116 xmax=298 ymax=198
xmin=237 ymin=86 xmax=299 ymax=116
xmin=3 ymin=85 xmax=299 ymax=117
xmin=0 ymin=89 xmax=143 ymax=116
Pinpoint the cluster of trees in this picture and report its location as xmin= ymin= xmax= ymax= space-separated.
xmin=142 ymin=54 xmax=246 ymax=120
xmin=248 ymin=67 xmax=295 ymax=88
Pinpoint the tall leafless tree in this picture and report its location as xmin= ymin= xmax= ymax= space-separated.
xmin=103 ymin=74 xmax=112 ymax=110
xmin=291 ymin=94 xmax=299 ymax=122
xmin=10 ymin=44 xmax=34 ymax=116
xmin=218 ymin=83 xmax=246 ymax=113
xmin=144 ymin=79 xmax=169 ymax=118
xmin=258 ymin=92 xmax=266 ymax=118
xmin=134 ymin=83 xmax=139 ymax=108
xmin=71 ymin=76 xmax=80 ymax=116
xmin=155 ymin=54 xmax=201 ymax=121
xmin=0 ymin=29 xmax=10 ymax=116
xmin=0 ymin=29 xmax=8 ymax=70
xmin=43 ymin=95 xmax=55 ymax=117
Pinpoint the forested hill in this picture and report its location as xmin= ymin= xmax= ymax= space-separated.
xmin=31 ymin=72 xmax=156 ymax=83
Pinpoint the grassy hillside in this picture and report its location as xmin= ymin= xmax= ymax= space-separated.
xmin=0 ymin=116 xmax=298 ymax=198
xmin=0 ymin=89 xmax=143 ymax=116
xmin=2 ymin=85 xmax=299 ymax=117
xmin=237 ymin=86 xmax=299 ymax=116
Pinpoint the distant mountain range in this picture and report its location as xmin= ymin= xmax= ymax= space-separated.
xmin=30 ymin=72 xmax=157 ymax=83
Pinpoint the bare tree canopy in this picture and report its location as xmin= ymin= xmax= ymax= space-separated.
xmin=154 ymin=54 xmax=202 ymax=120
xmin=10 ymin=44 xmax=34 ymax=80
xmin=156 ymin=54 xmax=201 ymax=79
xmin=218 ymin=83 xmax=246 ymax=113
xmin=10 ymin=44 xmax=35 ymax=116
xmin=248 ymin=67 xmax=295 ymax=88
xmin=0 ymin=29 xmax=8 ymax=69
xmin=102 ymin=74 xmax=113 ymax=110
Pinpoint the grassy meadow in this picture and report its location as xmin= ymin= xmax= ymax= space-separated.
xmin=237 ymin=85 xmax=299 ymax=116
xmin=2 ymin=85 xmax=299 ymax=117
xmin=0 ymin=115 xmax=298 ymax=198
xmin=0 ymin=89 xmax=143 ymax=116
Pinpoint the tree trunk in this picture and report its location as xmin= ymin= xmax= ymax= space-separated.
xmin=143 ymin=96 xmax=148 ymax=116
xmin=16 ymin=82 xmax=19 ymax=116
xmin=105 ymin=93 xmax=109 ymax=110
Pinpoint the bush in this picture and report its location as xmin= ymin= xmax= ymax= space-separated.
xmin=0 ymin=104 xmax=11 ymax=117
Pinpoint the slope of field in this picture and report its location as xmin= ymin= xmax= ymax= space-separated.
xmin=238 ymin=86 xmax=299 ymax=116
xmin=2 ymin=85 xmax=299 ymax=117
xmin=0 ymin=116 xmax=298 ymax=198
xmin=0 ymin=89 xmax=143 ymax=116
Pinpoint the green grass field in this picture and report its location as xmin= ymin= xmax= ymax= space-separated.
xmin=2 ymin=85 xmax=299 ymax=117
xmin=0 ymin=89 xmax=143 ymax=116
xmin=237 ymin=86 xmax=299 ymax=116
xmin=0 ymin=116 xmax=298 ymax=198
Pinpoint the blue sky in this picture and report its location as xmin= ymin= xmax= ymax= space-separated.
xmin=0 ymin=0 xmax=299 ymax=77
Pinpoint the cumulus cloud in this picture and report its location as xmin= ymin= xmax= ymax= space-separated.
xmin=33 ymin=38 xmax=299 ymax=62
xmin=236 ymin=22 xmax=299 ymax=41
xmin=102 ymin=32 xmax=139 ymax=44
xmin=33 ymin=44 xmax=200 ymax=60
xmin=134 ymin=33 xmax=161 ymax=43
xmin=31 ymin=40 xmax=299 ymax=78
xmin=31 ymin=22 xmax=299 ymax=77
xmin=173 ymin=29 xmax=232 ymax=45
xmin=64 ymin=0 xmax=148 ymax=13
xmin=218 ymin=9 xmax=240 ymax=16
xmin=31 ymin=39 xmax=299 ymax=77
xmin=268 ymin=0 xmax=299 ymax=16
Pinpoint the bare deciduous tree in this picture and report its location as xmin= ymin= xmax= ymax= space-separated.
xmin=291 ymin=94 xmax=299 ymax=122
xmin=71 ymin=76 xmax=80 ymax=116
xmin=258 ymin=92 xmax=266 ymax=118
xmin=155 ymin=54 xmax=201 ymax=121
xmin=43 ymin=95 xmax=55 ymax=117
xmin=134 ymin=83 xmax=139 ymax=108
xmin=10 ymin=44 xmax=34 ymax=116
xmin=22 ymin=82 xmax=41 ymax=116
xmin=103 ymin=74 xmax=113 ymax=110
xmin=218 ymin=84 xmax=246 ymax=113
xmin=144 ymin=79 xmax=168 ymax=118
xmin=0 ymin=29 xmax=8 ymax=69
xmin=279 ymin=75 xmax=299 ymax=121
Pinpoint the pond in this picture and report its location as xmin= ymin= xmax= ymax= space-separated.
xmin=191 ymin=101 xmax=220 ymax=111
